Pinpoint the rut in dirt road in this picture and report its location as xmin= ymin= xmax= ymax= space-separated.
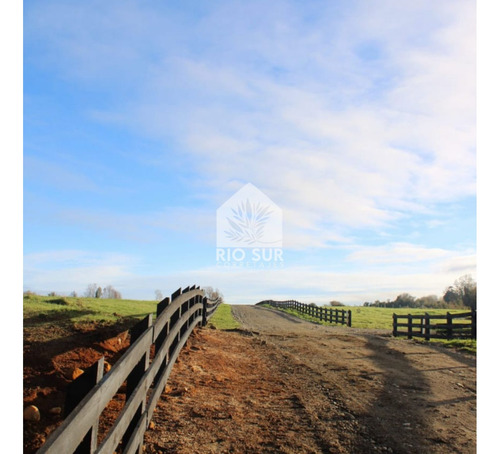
xmin=231 ymin=305 xmax=476 ymax=454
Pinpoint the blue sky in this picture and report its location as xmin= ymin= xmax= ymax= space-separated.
xmin=23 ymin=0 xmax=476 ymax=304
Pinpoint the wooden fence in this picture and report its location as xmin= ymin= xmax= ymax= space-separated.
xmin=36 ymin=285 xmax=221 ymax=454
xmin=257 ymin=300 xmax=352 ymax=327
xmin=392 ymin=309 xmax=476 ymax=340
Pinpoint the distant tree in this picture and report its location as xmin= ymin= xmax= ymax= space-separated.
xmin=95 ymin=286 xmax=103 ymax=298
xmin=155 ymin=289 xmax=163 ymax=301
xmin=85 ymin=283 xmax=98 ymax=298
xmin=48 ymin=291 xmax=57 ymax=297
xmin=394 ymin=293 xmax=416 ymax=308
xmin=203 ymin=286 xmax=224 ymax=303
xmin=415 ymin=295 xmax=439 ymax=308
xmin=329 ymin=300 xmax=344 ymax=307
xmin=453 ymin=275 xmax=477 ymax=309
xmin=102 ymin=285 xmax=122 ymax=299
xmin=70 ymin=291 xmax=78 ymax=297
xmin=443 ymin=286 xmax=461 ymax=305
xmin=309 ymin=302 xmax=317 ymax=307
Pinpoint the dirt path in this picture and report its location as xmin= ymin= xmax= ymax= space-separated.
xmin=143 ymin=305 xmax=475 ymax=453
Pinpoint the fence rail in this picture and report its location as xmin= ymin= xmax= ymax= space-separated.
xmin=257 ymin=300 xmax=352 ymax=327
xmin=392 ymin=310 xmax=476 ymax=340
xmin=36 ymin=285 xmax=221 ymax=454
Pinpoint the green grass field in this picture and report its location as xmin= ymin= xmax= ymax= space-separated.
xmin=208 ymin=303 xmax=241 ymax=330
xmin=347 ymin=306 xmax=470 ymax=330
xmin=23 ymin=294 xmax=159 ymax=327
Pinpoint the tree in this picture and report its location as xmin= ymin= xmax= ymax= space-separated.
xmin=155 ymin=290 xmax=163 ymax=301
xmin=203 ymin=286 xmax=224 ymax=303
xmin=329 ymin=300 xmax=344 ymax=307
xmin=454 ymin=275 xmax=477 ymax=309
xmin=443 ymin=286 xmax=461 ymax=305
xmin=394 ymin=293 xmax=416 ymax=308
xmin=415 ymin=295 xmax=439 ymax=308
xmin=95 ymin=286 xmax=103 ymax=298
xmin=70 ymin=291 xmax=78 ymax=297
xmin=102 ymin=285 xmax=122 ymax=299
xmin=85 ymin=283 xmax=98 ymax=298
xmin=444 ymin=275 xmax=477 ymax=309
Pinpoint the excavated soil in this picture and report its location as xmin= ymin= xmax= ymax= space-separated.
xmin=23 ymin=318 xmax=135 ymax=453
xmin=24 ymin=306 xmax=476 ymax=453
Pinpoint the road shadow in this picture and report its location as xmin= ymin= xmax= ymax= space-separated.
xmin=349 ymin=335 xmax=434 ymax=453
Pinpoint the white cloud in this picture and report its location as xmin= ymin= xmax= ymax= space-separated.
xmin=24 ymin=156 xmax=100 ymax=192
xmin=23 ymin=250 xmax=137 ymax=294
xmin=346 ymin=243 xmax=452 ymax=265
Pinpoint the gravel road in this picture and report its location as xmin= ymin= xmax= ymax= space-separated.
xmin=143 ymin=305 xmax=475 ymax=453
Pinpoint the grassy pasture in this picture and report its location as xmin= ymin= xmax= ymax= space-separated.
xmin=23 ymin=294 xmax=158 ymax=327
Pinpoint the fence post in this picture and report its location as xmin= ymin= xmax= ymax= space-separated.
xmin=123 ymin=314 xmax=153 ymax=453
xmin=392 ymin=314 xmax=397 ymax=337
xmin=424 ymin=313 xmax=430 ymax=341
xmin=471 ymin=308 xmax=477 ymax=340
xmin=341 ymin=310 xmax=345 ymax=325
xmin=153 ymin=297 xmax=170 ymax=386
xmin=446 ymin=312 xmax=452 ymax=340
xmin=347 ymin=310 xmax=352 ymax=327
xmin=64 ymin=357 xmax=104 ymax=454
xmin=408 ymin=314 xmax=413 ymax=339
xmin=202 ymin=296 xmax=208 ymax=326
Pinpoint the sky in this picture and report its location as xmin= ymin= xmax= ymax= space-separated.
xmin=23 ymin=0 xmax=477 ymax=304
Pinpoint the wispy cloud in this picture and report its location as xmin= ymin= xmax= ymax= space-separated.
xmin=24 ymin=156 xmax=100 ymax=192
xmin=23 ymin=250 xmax=137 ymax=294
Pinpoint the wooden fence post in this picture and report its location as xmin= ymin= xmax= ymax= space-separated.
xmin=64 ymin=357 xmax=104 ymax=454
xmin=408 ymin=314 xmax=413 ymax=339
xmin=424 ymin=313 xmax=430 ymax=341
xmin=446 ymin=312 xmax=452 ymax=340
xmin=153 ymin=297 xmax=170 ymax=387
xmin=202 ymin=296 xmax=208 ymax=326
xmin=347 ymin=310 xmax=352 ymax=327
xmin=471 ymin=308 xmax=477 ymax=340
xmin=123 ymin=314 xmax=153 ymax=453
xmin=392 ymin=314 xmax=397 ymax=337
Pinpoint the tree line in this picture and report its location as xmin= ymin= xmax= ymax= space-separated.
xmin=84 ymin=283 xmax=122 ymax=299
xmin=362 ymin=275 xmax=476 ymax=310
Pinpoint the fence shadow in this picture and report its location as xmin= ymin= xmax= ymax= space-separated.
xmin=350 ymin=335 xmax=433 ymax=453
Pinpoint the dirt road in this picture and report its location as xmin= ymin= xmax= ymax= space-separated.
xmin=143 ymin=305 xmax=475 ymax=453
